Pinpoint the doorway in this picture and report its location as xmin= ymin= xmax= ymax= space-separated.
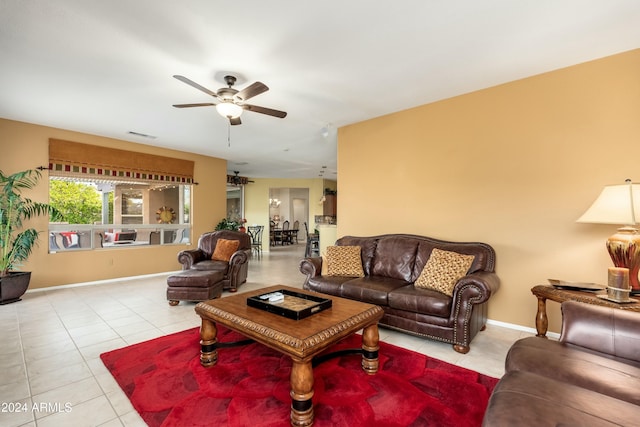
xmin=269 ymin=188 xmax=309 ymax=244
xmin=226 ymin=185 xmax=243 ymax=222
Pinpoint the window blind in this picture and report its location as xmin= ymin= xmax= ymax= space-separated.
xmin=48 ymin=139 xmax=194 ymax=184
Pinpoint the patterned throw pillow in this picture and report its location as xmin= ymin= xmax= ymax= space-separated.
xmin=415 ymin=248 xmax=475 ymax=296
xmin=211 ymin=238 xmax=240 ymax=262
xmin=326 ymin=246 xmax=365 ymax=277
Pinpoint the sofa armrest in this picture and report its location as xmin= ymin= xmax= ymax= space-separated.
xmin=452 ymin=271 xmax=500 ymax=304
xmin=177 ymin=248 xmax=206 ymax=270
xmin=226 ymin=249 xmax=250 ymax=291
xmin=299 ymin=257 xmax=323 ymax=279
xmin=560 ymin=301 xmax=640 ymax=362
xmin=229 ymin=249 xmax=249 ymax=266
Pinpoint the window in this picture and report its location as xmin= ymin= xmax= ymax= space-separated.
xmin=121 ymin=189 xmax=143 ymax=224
xmin=48 ymin=177 xmax=191 ymax=251
xmin=47 ymin=138 xmax=195 ymax=252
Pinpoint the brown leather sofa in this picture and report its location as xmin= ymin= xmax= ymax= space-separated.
xmin=177 ymin=230 xmax=251 ymax=292
xmin=483 ymin=301 xmax=640 ymax=426
xmin=299 ymin=234 xmax=500 ymax=353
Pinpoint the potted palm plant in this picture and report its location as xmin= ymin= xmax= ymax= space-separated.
xmin=0 ymin=169 xmax=62 ymax=304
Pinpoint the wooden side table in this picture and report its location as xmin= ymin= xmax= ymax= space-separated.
xmin=531 ymin=284 xmax=640 ymax=337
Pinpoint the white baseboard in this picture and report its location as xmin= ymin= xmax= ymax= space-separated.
xmin=25 ymin=271 xmax=180 ymax=293
xmin=486 ymin=318 xmax=560 ymax=339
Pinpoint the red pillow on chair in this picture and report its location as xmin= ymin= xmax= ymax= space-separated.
xmin=211 ymin=239 xmax=240 ymax=262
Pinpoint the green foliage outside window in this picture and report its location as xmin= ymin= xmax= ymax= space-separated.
xmin=49 ymin=180 xmax=103 ymax=224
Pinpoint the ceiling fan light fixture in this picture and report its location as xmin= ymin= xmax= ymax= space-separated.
xmin=173 ymin=75 xmax=286 ymax=124
xmin=216 ymin=101 xmax=243 ymax=119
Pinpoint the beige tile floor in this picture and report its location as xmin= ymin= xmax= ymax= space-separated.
xmin=0 ymin=243 xmax=533 ymax=427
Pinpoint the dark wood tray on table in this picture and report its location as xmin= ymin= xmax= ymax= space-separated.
xmin=247 ymin=288 xmax=332 ymax=320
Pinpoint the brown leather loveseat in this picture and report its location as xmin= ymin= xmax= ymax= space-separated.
xmin=299 ymin=234 xmax=500 ymax=353
xmin=483 ymin=301 xmax=640 ymax=426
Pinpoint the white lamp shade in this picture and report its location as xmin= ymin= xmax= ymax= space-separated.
xmin=216 ymin=102 xmax=243 ymax=119
xmin=577 ymin=182 xmax=640 ymax=225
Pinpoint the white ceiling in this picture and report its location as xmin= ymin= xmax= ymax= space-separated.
xmin=1 ymin=1 xmax=639 ymax=179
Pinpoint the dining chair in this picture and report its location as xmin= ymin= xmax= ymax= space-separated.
xmin=282 ymin=220 xmax=291 ymax=245
xmin=247 ymin=225 xmax=264 ymax=258
xmin=269 ymin=221 xmax=277 ymax=246
xmin=292 ymin=220 xmax=300 ymax=244
xmin=304 ymin=222 xmax=320 ymax=257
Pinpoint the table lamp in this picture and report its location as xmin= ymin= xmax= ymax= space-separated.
xmin=577 ymin=179 xmax=640 ymax=294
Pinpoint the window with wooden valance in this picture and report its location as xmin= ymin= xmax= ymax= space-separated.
xmin=48 ymin=139 xmax=194 ymax=184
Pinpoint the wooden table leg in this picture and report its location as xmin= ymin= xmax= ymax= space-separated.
xmin=200 ymin=318 xmax=218 ymax=367
xmin=535 ymin=295 xmax=549 ymax=338
xmin=361 ymin=323 xmax=380 ymax=375
xmin=290 ymin=359 xmax=314 ymax=427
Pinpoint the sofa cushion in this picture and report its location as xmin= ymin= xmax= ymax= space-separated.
xmin=211 ymin=238 xmax=240 ymax=262
xmin=561 ymin=299 xmax=640 ymax=363
xmin=167 ymin=270 xmax=225 ymax=288
xmin=484 ymin=370 xmax=640 ymax=427
xmin=306 ymin=275 xmax=353 ymax=296
xmin=197 ymin=230 xmax=251 ymax=256
xmin=336 ymin=236 xmax=378 ymax=275
xmin=340 ymin=276 xmax=409 ymax=306
xmin=415 ymin=248 xmax=475 ymax=296
xmin=326 ymin=245 xmax=365 ymax=277
xmin=370 ymin=236 xmax=420 ymax=282
xmin=413 ymin=241 xmax=493 ymax=281
xmin=388 ymin=285 xmax=452 ymax=318
xmin=191 ymin=260 xmax=229 ymax=273
xmin=505 ymin=336 xmax=640 ymax=405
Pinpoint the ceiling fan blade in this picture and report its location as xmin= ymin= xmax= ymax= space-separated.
xmin=230 ymin=117 xmax=242 ymax=126
xmin=243 ymin=104 xmax=287 ymax=118
xmin=172 ymin=103 xmax=216 ymax=108
xmin=173 ymin=75 xmax=219 ymax=98
xmin=235 ymin=81 xmax=269 ymax=102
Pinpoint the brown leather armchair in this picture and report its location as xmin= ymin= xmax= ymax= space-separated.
xmin=177 ymin=230 xmax=251 ymax=292
xmin=483 ymin=301 xmax=640 ymax=426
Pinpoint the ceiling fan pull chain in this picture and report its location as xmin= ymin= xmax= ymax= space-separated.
xmin=228 ymin=123 xmax=231 ymax=147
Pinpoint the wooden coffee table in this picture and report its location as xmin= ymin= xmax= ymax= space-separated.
xmin=194 ymin=285 xmax=384 ymax=427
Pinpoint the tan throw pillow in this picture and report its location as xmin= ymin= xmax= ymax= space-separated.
xmin=415 ymin=248 xmax=475 ymax=296
xmin=326 ymin=245 xmax=365 ymax=277
xmin=211 ymin=238 xmax=240 ymax=262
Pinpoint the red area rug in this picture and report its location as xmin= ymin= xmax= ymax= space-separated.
xmin=101 ymin=326 xmax=498 ymax=426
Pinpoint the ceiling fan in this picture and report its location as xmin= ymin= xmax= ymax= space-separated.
xmin=228 ymin=171 xmax=255 ymax=186
xmin=172 ymin=75 xmax=287 ymax=125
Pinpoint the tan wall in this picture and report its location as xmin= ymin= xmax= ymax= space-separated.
xmin=337 ymin=49 xmax=640 ymax=333
xmin=0 ymin=118 xmax=227 ymax=289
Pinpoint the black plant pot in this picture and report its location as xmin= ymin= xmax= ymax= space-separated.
xmin=0 ymin=271 xmax=32 ymax=305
